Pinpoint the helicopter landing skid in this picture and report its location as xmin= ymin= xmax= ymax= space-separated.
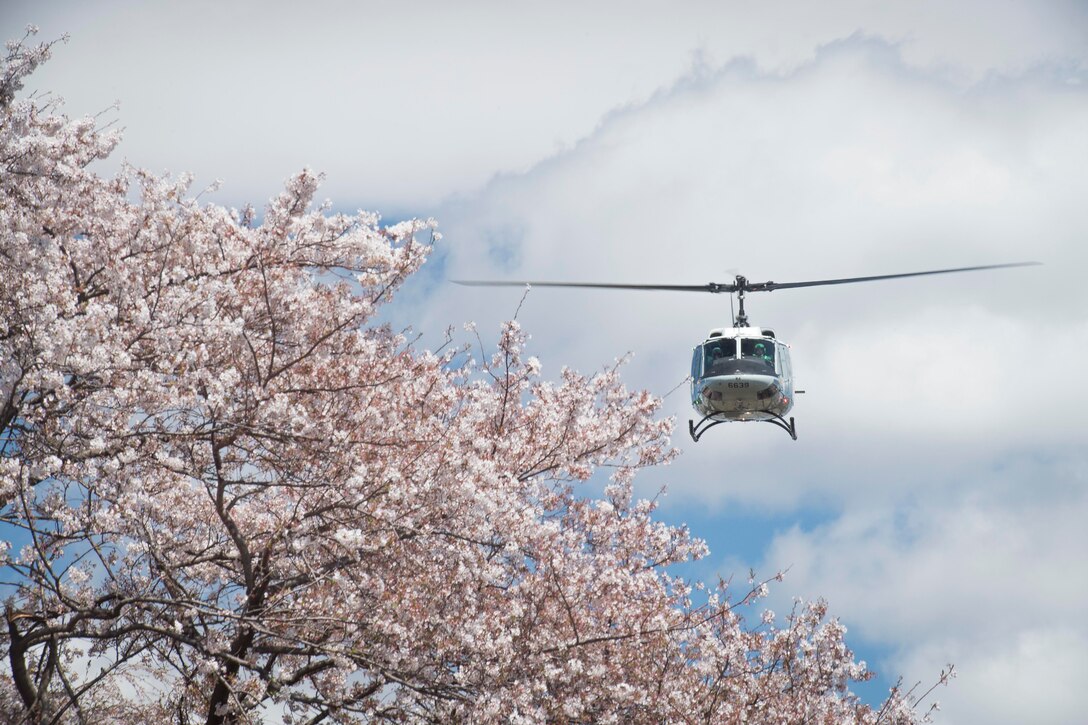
xmin=688 ymin=412 xmax=797 ymax=442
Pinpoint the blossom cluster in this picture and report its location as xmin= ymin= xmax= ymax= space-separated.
xmin=0 ymin=30 xmax=930 ymax=724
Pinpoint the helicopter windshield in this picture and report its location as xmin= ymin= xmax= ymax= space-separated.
xmin=702 ymin=338 xmax=737 ymax=376
xmin=741 ymin=338 xmax=776 ymax=372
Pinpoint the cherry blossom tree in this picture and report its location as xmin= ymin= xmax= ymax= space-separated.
xmin=1 ymin=30 xmax=947 ymax=724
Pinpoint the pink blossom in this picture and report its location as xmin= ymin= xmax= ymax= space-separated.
xmin=0 ymin=30 xmax=943 ymax=724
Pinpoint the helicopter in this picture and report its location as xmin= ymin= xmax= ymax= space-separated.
xmin=455 ymin=262 xmax=1039 ymax=442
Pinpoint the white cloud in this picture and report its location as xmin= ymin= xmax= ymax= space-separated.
xmin=755 ymin=479 xmax=1088 ymax=723
xmin=5 ymin=1 xmax=1085 ymax=208
xmin=900 ymin=628 xmax=1088 ymax=725
xmin=762 ymin=485 xmax=1088 ymax=641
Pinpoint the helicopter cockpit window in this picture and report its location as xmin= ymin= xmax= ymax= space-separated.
xmin=741 ymin=338 xmax=776 ymax=374
xmin=702 ymin=338 xmax=737 ymax=376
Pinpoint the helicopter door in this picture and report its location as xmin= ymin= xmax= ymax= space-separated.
xmin=776 ymin=342 xmax=791 ymax=381
xmin=690 ymin=346 xmax=702 ymax=401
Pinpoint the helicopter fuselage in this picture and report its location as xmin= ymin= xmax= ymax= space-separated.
xmin=690 ymin=326 xmax=797 ymax=439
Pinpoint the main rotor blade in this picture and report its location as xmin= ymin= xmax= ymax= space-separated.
xmin=455 ymin=262 xmax=1040 ymax=296
xmin=453 ymin=280 xmax=736 ymax=293
xmin=751 ymin=262 xmax=1041 ymax=292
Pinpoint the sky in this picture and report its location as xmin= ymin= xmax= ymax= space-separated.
xmin=4 ymin=1 xmax=1087 ymax=721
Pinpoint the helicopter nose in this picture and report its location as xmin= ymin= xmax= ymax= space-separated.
xmin=702 ymin=375 xmax=780 ymax=405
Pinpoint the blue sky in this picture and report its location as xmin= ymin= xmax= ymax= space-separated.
xmin=4 ymin=2 xmax=1087 ymax=721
